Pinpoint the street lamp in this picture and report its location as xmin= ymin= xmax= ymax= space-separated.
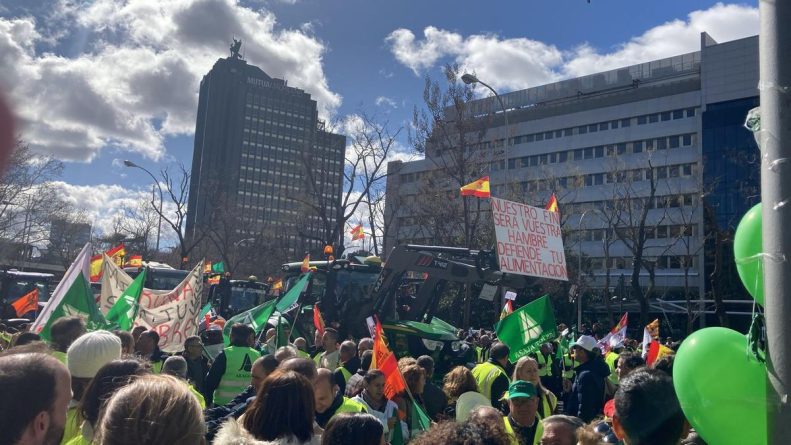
xmin=461 ymin=73 xmax=510 ymax=192
xmin=234 ymin=237 xmax=255 ymax=248
xmin=577 ymin=208 xmax=604 ymax=331
xmin=123 ymin=160 xmax=163 ymax=253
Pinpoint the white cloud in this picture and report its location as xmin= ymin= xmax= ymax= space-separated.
xmin=0 ymin=0 xmax=341 ymax=162
xmin=386 ymin=3 xmax=758 ymax=92
xmin=52 ymin=181 xmax=180 ymax=245
xmin=375 ymin=96 xmax=397 ymax=109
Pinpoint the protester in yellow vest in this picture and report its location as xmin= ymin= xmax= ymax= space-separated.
xmin=512 ymin=357 xmax=558 ymax=419
xmin=293 ymin=337 xmax=312 ymax=359
xmin=161 ymin=355 xmax=206 ymax=409
xmin=503 ymin=380 xmax=544 ymax=445
xmin=203 ymin=323 xmax=261 ymax=407
xmin=333 ymin=340 xmax=359 ymax=395
xmin=50 ymin=316 xmax=86 ymax=365
xmin=471 ymin=342 xmax=511 ymax=406
xmin=314 ymin=328 xmax=340 ymax=370
xmin=314 ymin=368 xmax=367 ymax=428
xmin=61 ymin=330 xmax=122 ymax=445
xmin=135 ymin=330 xmax=168 ymax=374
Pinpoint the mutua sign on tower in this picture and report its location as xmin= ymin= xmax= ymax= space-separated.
xmin=490 ymin=197 xmax=568 ymax=281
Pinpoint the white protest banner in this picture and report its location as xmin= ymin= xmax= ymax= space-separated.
xmin=134 ymin=261 xmax=204 ymax=353
xmin=490 ymin=196 xmax=568 ymax=281
xmin=99 ymin=254 xmax=170 ymax=315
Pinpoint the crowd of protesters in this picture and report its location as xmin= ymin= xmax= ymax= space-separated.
xmin=0 ymin=315 xmax=703 ymax=445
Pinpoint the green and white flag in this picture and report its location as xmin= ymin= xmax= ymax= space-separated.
xmin=222 ymin=300 xmax=276 ymax=345
xmin=105 ymin=267 xmax=147 ymax=331
xmin=32 ymin=243 xmax=108 ymax=340
xmin=222 ymin=272 xmax=311 ymax=345
xmin=496 ymin=295 xmax=557 ymax=363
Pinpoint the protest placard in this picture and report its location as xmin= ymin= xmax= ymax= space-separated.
xmin=490 ymin=196 xmax=568 ymax=281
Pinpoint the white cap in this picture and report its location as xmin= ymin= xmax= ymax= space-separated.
xmin=572 ymin=335 xmax=599 ymax=352
xmin=67 ymin=330 xmax=122 ymax=378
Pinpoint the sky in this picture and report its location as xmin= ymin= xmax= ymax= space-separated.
xmin=0 ymin=0 xmax=760 ymax=239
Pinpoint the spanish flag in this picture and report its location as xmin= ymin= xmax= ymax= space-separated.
xmin=350 ymin=224 xmax=365 ymax=241
xmin=12 ymin=288 xmax=38 ymax=317
xmin=107 ymin=244 xmax=125 ymax=266
xmin=545 ymin=193 xmax=559 ymax=212
xmin=90 ymin=254 xmax=103 ymax=282
xmin=300 ymin=254 xmax=310 ymax=273
xmin=460 ymin=176 xmax=491 ymax=198
xmin=127 ymin=255 xmax=143 ymax=267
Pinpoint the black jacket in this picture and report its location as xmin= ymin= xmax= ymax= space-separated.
xmin=564 ymin=356 xmax=610 ymax=422
xmin=204 ymin=385 xmax=256 ymax=441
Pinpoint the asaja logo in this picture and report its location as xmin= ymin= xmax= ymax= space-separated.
xmin=519 ymin=311 xmax=543 ymax=343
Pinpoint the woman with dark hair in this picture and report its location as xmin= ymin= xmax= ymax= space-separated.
xmin=441 ymin=366 xmax=480 ymax=420
xmin=65 ymin=359 xmax=149 ymax=444
xmin=214 ymin=370 xmax=320 ymax=445
xmin=351 ymin=369 xmax=405 ymax=442
xmin=321 ymin=413 xmax=384 ymax=445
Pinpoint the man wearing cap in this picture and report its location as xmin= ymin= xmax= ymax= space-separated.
xmin=564 ymin=335 xmax=610 ymax=422
xmin=471 ymin=342 xmax=511 ymax=406
xmin=503 ymin=380 xmax=543 ymax=445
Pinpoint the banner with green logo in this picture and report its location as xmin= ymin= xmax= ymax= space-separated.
xmin=496 ymin=294 xmax=557 ymax=363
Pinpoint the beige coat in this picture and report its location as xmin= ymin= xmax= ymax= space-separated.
xmin=213 ymin=418 xmax=321 ymax=445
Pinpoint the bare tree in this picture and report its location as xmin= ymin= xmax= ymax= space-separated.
xmin=406 ymin=64 xmax=492 ymax=250
xmin=296 ymin=113 xmax=400 ymax=257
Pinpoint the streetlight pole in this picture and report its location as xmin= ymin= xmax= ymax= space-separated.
xmin=577 ymin=209 xmax=602 ymax=331
xmin=759 ymin=0 xmax=791 ymax=441
xmin=123 ymin=160 xmax=163 ymax=253
xmin=461 ymin=74 xmax=510 ymax=193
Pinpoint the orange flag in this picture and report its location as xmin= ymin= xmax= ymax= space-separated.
xmin=460 ymin=176 xmax=491 ymax=198
xmin=545 ymin=193 xmax=559 ymax=212
xmin=12 ymin=288 xmax=38 ymax=317
xmin=372 ymin=317 xmax=407 ymax=399
xmin=350 ymin=224 xmax=365 ymax=241
xmin=300 ymin=254 xmax=310 ymax=273
xmin=313 ymin=305 xmax=325 ymax=336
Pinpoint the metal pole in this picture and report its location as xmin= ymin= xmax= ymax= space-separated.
xmin=760 ymin=0 xmax=791 ymax=442
xmin=133 ymin=165 xmax=163 ymax=253
xmin=477 ymin=80 xmax=509 ymax=192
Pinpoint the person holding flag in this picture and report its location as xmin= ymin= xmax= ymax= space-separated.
xmin=351 ymin=369 xmax=407 ymax=443
xmin=203 ymin=323 xmax=261 ymax=407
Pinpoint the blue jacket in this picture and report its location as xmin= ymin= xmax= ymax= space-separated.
xmin=564 ymin=356 xmax=610 ymax=422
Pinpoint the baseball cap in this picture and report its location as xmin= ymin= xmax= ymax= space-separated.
xmin=571 ymin=335 xmax=598 ymax=352
xmin=506 ymin=380 xmax=537 ymax=399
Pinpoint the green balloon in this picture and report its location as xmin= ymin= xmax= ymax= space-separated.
xmin=674 ymin=327 xmax=767 ymax=445
xmin=734 ymin=203 xmax=764 ymax=305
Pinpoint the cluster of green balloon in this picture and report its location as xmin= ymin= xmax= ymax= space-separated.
xmin=674 ymin=327 xmax=767 ymax=445
xmin=734 ymin=202 xmax=764 ymax=305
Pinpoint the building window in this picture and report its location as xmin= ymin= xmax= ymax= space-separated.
xmin=669 ymin=135 xmax=680 ymax=148
xmin=564 ymin=128 xmax=573 ymax=136
xmin=637 ymin=115 xmax=647 ymax=125
xmin=657 ymin=138 xmax=667 ymax=150
xmin=632 ymin=141 xmax=643 ymax=153
xmin=579 ymin=125 xmax=588 ymax=134
xmin=661 ymin=111 xmax=672 ymax=121
xmin=621 ymin=118 xmax=631 ymax=127
xmin=559 ymin=151 xmax=568 ymax=162
xmin=574 ymin=149 xmax=583 ymax=160
xmin=648 ymin=114 xmax=659 ymax=123
xmin=595 ymin=146 xmax=604 ymax=158
xmin=536 ymin=133 xmax=544 ymax=141
xmin=589 ymin=124 xmax=598 ymax=133
xmin=599 ymin=122 xmax=608 ymax=131
xmin=682 ymin=134 xmax=692 ymax=146
xmin=610 ymin=120 xmax=619 ymax=129
xmin=686 ymin=108 xmax=696 ymax=117
xmin=673 ymin=110 xmax=684 ymax=119
xmin=545 ymin=131 xmax=554 ymax=140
